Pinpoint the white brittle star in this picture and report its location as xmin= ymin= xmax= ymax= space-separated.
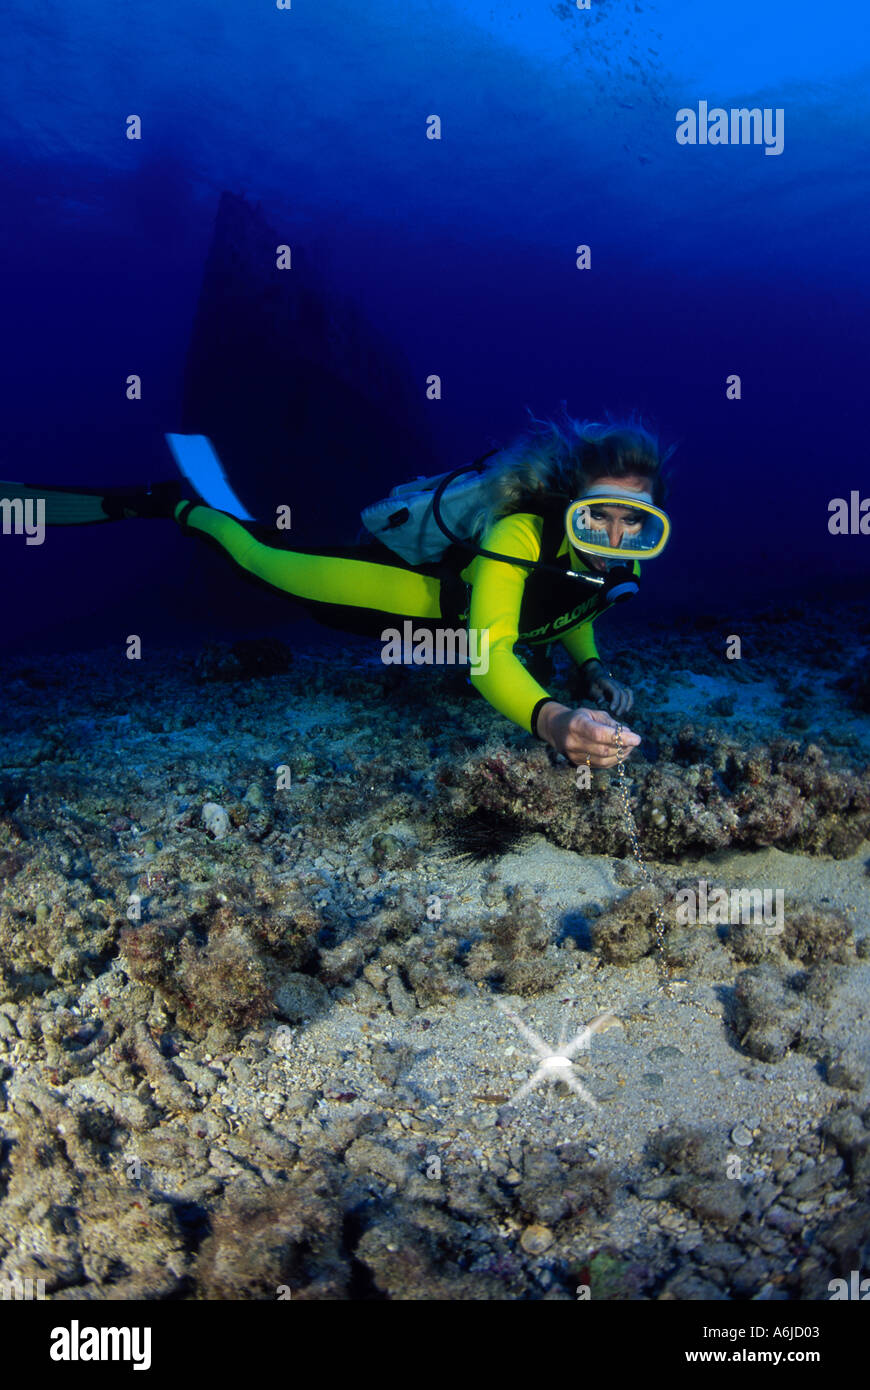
xmin=495 ymin=1000 xmax=620 ymax=1107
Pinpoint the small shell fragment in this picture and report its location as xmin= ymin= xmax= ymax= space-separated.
xmin=587 ymin=1012 xmax=623 ymax=1033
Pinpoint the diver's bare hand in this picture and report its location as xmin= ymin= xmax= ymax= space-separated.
xmin=582 ymin=660 xmax=634 ymax=718
xmin=537 ymin=702 xmax=641 ymax=768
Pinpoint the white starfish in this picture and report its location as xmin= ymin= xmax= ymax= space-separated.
xmin=496 ymin=1000 xmax=619 ymax=1107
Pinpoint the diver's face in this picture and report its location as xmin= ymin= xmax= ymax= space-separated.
xmin=575 ymin=473 xmax=653 ymax=572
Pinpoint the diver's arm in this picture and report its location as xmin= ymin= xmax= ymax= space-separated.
xmin=466 ymin=514 xmax=561 ymax=733
xmin=466 ymin=515 xmax=640 ymax=766
xmin=560 ymin=623 xmax=633 ymax=717
xmin=560 ymin=620 xmax=600 ymax=669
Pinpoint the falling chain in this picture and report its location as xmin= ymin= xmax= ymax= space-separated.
xmin=612 ymin=724 xmax=683 ymax=997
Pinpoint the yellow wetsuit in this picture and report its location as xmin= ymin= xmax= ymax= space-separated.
xmin=175 ymin=501 xmax=639 ymax=737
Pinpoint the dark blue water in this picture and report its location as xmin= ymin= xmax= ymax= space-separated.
xmin=1 ymin=0 xmax=867 ymax=653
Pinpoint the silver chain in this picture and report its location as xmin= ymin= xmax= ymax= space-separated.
xmin=612 ymin=724 xmax=683 ymax=997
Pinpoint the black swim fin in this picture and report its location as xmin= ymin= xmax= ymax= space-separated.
xmin=1 ymin=435 xmax=251 ymax=526
xmin=0 ymin=480 xmax=183 ymax=524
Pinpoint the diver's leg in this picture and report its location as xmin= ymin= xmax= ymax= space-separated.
xmin=175 ymin=502 xmax=444 ymax=621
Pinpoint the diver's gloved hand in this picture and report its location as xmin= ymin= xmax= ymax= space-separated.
xmin=537 ymin=703 xmax=641 ymax=769
xmin=581 ymin=659 xmax=634 ymax=718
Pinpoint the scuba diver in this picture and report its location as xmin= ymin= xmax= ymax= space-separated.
xmin=4 ymin=411 xmax=672 ymax=769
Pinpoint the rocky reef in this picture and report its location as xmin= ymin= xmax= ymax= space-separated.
xmin=448 ymin=734 xmax=869 ymax=861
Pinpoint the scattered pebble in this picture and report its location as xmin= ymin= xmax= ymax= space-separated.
xmin=520 ymin=1224 xmax=554 ymax=1255
xmin=201 ymin=802 xmax=230 ymax=839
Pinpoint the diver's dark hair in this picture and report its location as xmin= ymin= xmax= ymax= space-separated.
xmin=471 ymin=407 xmax=675 ymax=537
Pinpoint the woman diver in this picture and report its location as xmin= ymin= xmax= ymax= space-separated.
xmin=6 ymin=411 xmax=672 ymax=769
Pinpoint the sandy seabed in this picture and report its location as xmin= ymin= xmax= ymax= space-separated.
xmin=0 ymin=598 xmax=868 ymax=1300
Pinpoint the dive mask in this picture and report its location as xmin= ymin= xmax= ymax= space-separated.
xmin=565 ymin=487 xmax=671 ymax=564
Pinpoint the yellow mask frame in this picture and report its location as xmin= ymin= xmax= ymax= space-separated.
xmin=565 ymin=488 xmax=671 ymax=562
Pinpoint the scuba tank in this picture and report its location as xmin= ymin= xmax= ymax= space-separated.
xmin=361 ymin=458 xmax=638 ymax=598
xmin=359 ymin=456 xmax=500 ymax=565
